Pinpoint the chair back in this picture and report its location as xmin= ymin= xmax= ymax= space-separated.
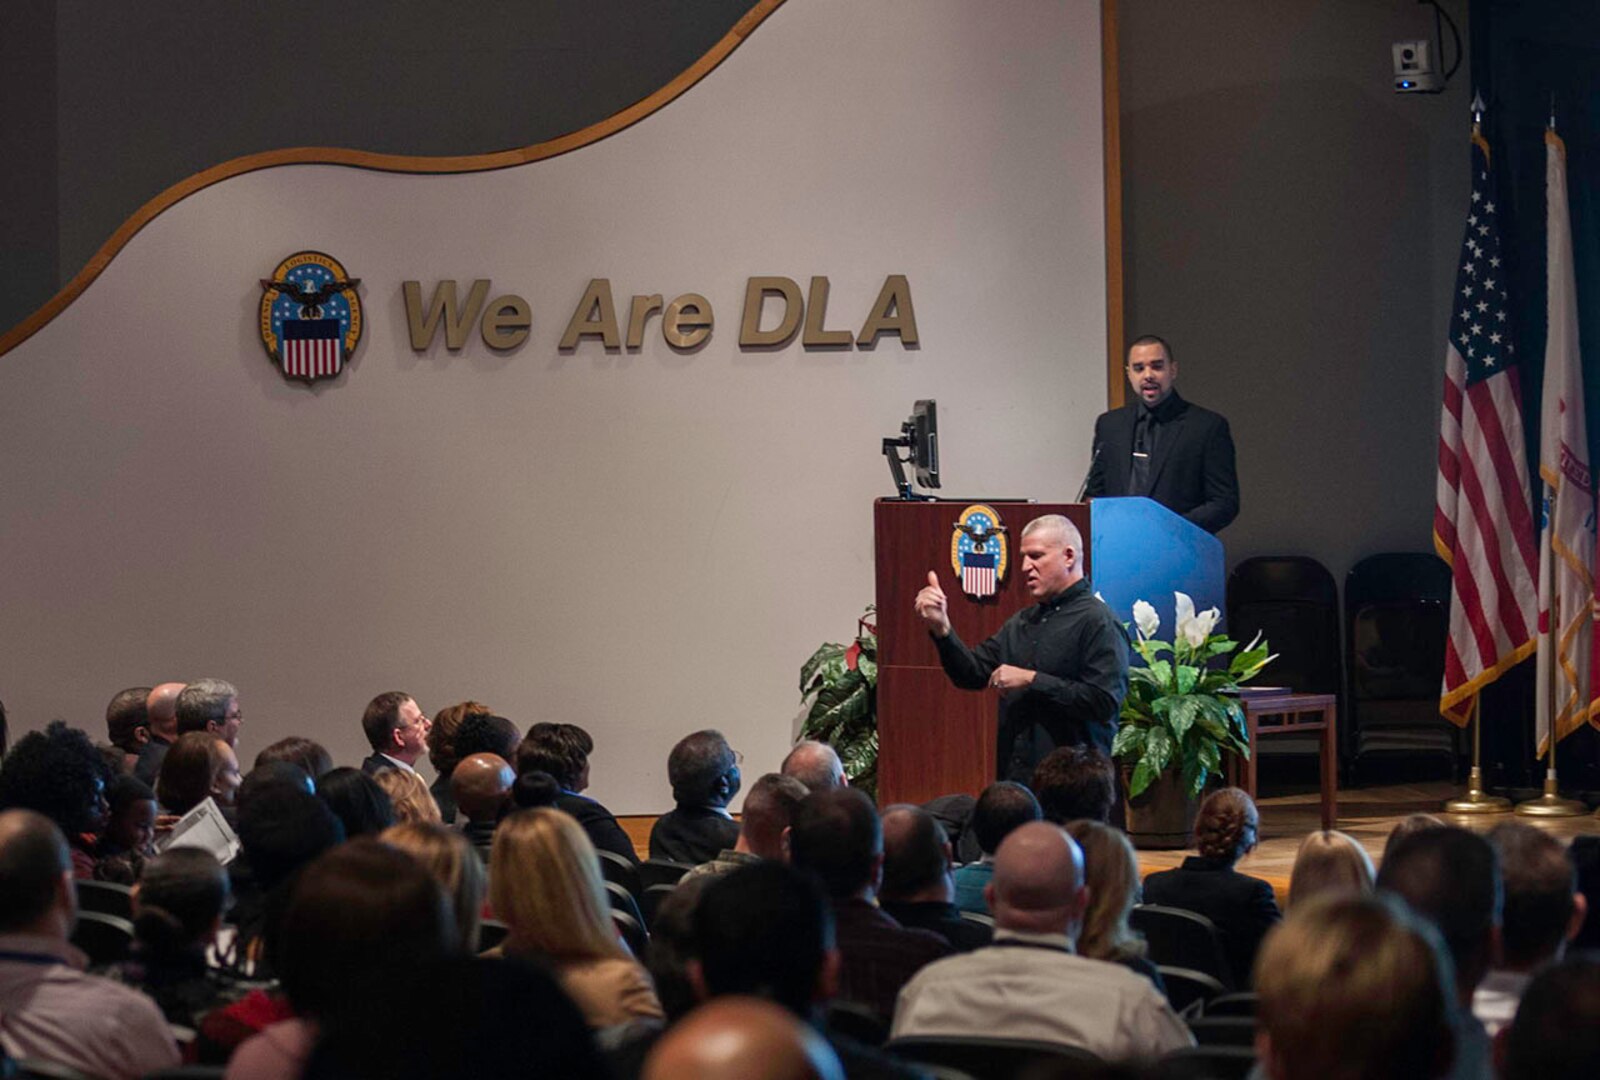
xmin=957 ymin=911 xmax=995 ymax=930
xmin=638 ymin=859 xmax=695 ymax=889
xmin=596 ymin=849 xmax=642 ymax=900
xmin=1203 ymin=992 xmax=1257 ymax=1018
xmin=888 ymin=1037 xmax=1103 ymax=1080
xmin=14 ymin=1063 xmax=100 ymax=1080
xmin=1157 ymin=965 xmax=1226 ymax=1018
xmin=69 ymin=910 xmax=134 ymax=966
xmin=476 ymin=918 xmax=509 ymax=952
xmin=611 ymin=909 xmax=649 ymax=957
xmin=826 ymin=1001 xmax=890 ymax=1048
xmin=74 ymin=880 xmax=134 ymax=920
xmin=605 ymin=880 xmax=646 ymax=926
xmin=640 ymin=883 xmax=677 ymax=930
xmin=1185 ymin=1016 xmax=1257 ymax=1048
xmin=142 ymin=1069 xmax=228 ymax=1080
xmin=1159 ymin=1045 xmax=1257 ymax=1080
xmin=1130 ymin=904 xmax=1233 ymax=990
xmin=1226 ymin=556 xmax=1341 ymax=694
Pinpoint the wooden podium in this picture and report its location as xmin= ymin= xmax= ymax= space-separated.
xmin=874 ymin=496 xmax=1224 ymax=806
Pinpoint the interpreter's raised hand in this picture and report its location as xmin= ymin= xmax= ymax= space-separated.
xmin=988 ymin=664 xmax=1036 ymax=695
xmin=914 ymin=570 xmax=952 ymax=638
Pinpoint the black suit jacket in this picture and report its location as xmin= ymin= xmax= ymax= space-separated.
xmin=555 ymin=792 xmax=640 ymax=865
xmin=360 ymin=751 xmax=398 ymax=776
xmin=1083 ymin=392 xmax=1239 ymax=533
xmin=648 ymin=806 xmax=740 ymax=864
xmin=1140 ymin=855 xmax=1281 ymax=987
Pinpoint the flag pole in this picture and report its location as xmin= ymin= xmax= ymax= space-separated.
xmin=1445 ymin=695 xmax=1510 ymax=814
xmin=1515 ymin=730 xmax=1587 ymax=816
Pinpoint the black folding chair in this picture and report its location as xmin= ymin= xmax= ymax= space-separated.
xmin=15 ymin=1063 xmax=99 ymax=1080
xmin=638 ymin=859 xmax=695 ymax=889
xmin=1131 ymin=905 xmax=1234 ymax=990
xmin=611 ymin=909 xmax=648 ymax=957
xmin=640 ymin=883 xmax=677 ymax=930
xmin=69 ymin=910 xmax=134 ymax=966
xmin=143 ymin=1069 xmax=227 ymax=1080
xmin=1185 ymin=1017 xmax=1257 ymax=1048
xmin=1202 ymin=992 xmax=1257 ymax=1018
xmin=605 ymin=881 xmax=646 ymax=927
xmin=825 ymin=1001 xmax=890 ymax=1048
xmin=476 ymin=918 xmax=509 ymax=951
xmin=888 ymin=1037 xmax=1103 ymax=1080
xmin=74 ymin=880 xmax=134 ymax=920
xmin=958 ymin=911 xmax=995 ymax=930
xmin=1158 ymin=1045 xmax=1257 ymax=1080
xmin=1158 ymin=965 xmax=1226 ymax=1019
xmin=596 ymin=849 xmax=642 ymax=900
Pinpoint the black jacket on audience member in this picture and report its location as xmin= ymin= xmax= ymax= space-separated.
xmin=1140 ymin=854 xmax=1281 ymax=987
xmin=556 ymin=791 xmax=640 ymax=865
xmin=649 ymin=806 xmax=740 ymax=865
xmin=879 ymin=899 xmax=992 ymax=953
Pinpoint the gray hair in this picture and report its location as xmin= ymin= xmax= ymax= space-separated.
xmin=176 ymin=678 xmax=238 ymax=734
xmin=1021 ymin=514 xmax=1082 ymax=550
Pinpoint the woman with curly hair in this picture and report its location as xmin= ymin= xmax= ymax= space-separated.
xmin=487 ymin=807 xmax=662 ymax=1027
xmin=1141 ymin=786 xmax=1281 ymax=988
xmin=1065 ymin=819 xmax=1164 ymax=992
xmin=0 ymin=720 xmax=110 ymax=877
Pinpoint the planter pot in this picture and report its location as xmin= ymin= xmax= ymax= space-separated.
xmin=1123 ymin=768 xmax=1199 ymax=850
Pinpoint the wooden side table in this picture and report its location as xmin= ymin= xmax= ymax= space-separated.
xmin=1225 ymin=691 xmax=1338 ymax=830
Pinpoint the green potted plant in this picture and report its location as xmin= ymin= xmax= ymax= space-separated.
xmin=1112 ymin=592 xmax=1274 ymax=848
xmin=798 ymin=607 xmax=878 ymax=799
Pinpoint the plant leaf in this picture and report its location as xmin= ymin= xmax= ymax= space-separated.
xmin=1147 ymin=660 xmax=1173 ymax=688
xmin=1146 ymin=727 xmax=1175 ymax=776
xmin=857 ymin=656 xmax=878 ymax=685
xmin=1175 ymin=665 xmax=1199 ymax=694
xmin=799 ymin=642 xmax=845 ymax=694
xmin=1129 ymin=757 xmax=1159 ymax=799
xmin=1168 ymin=697 xmax=1200 ymax=741
xmin=1111 ymin=724 xmax=1146 ymax=760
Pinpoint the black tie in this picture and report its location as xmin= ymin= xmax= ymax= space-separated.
xmin=1130 ymin=412 xmax=1153 ymax=495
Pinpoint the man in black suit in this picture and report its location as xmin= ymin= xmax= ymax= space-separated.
xmin=359 ymin=690 xmax=431 ymax=775
xmin=649 ymin=730 xmax=742 ymax=864
xmin=1083 ymin=335 xmax=1239 ymax=534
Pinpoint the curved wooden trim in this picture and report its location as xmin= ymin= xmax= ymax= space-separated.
xmin=0 ymin=0 xmax=785 ymax=359
xmin=1102 ymin=0 xmax=1125 ymax=410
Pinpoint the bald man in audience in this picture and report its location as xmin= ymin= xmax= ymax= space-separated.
xmin=781 ymin=740 xmax=847 ymax=793
xmin=878 ymin=804 xmax=991 ymax=952
xmin=133 ymin=681 xmax=185 ymax=786
xmin=643 ymin=997 xmax=844 ymax=1080
xmin=685 ymin=772 xmax=809 ymax=881
xmin=891 ymin=821 xmax=1191 ymax=1059
xmin=451 ymin=753 xmax=515 ymax=861
xmin=0 ymin=809 xmax=180 ymax=1078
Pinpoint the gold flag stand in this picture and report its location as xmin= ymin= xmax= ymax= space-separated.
xmin=1516 ymin=730 xmax=1587 ymax=816
xmin=1445 ymin=696 xmax=1511 ymax=814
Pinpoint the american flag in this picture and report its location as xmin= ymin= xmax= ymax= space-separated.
xmin=961 ymin=551 xmax=997 ymax=598
xmin=280 ymin=318 xmax=343 ymax=380
xmin=1434 ymin=128 xmax=1539 ymax=724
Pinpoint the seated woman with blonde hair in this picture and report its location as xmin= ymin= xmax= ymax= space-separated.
xmin=1142 ymin=786 xmax=1280 ymax=988
xmin=1065 ymin=819 xmax=1164 ymax=992
xmin=488 ymin=807 xmax=663 ymax=1027
xmin=1287 ymin=828 xmax=1374 ymax=910
xmin=382 ymin=820 xmax=485 ymax=952
xmin=374 ymin=767 xmax=443 ymax=825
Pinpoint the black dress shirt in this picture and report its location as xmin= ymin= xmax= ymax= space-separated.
xmin=933 ymin=578 xmax=1129 ymax=781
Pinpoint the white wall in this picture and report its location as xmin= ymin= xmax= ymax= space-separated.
xmin=0 ymin=0 xmax=1107 ymax=811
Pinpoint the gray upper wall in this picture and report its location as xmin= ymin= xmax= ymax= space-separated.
xmin=0 ymin=0 xmax=755 ymax=333
xmin=1119 ymin=0 xmax=1470 ymax=587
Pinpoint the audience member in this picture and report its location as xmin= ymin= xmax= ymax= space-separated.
xmin=1377 ymin=826 xmax=1502 ymax=1080
xmin=176 ymin=677 xmax=243 ymax=748
xmin=426 ymin=700 xmax=493 ymax=824
xmin=644 ymin=996 xmax=844 ymax=1080
xmin=1030 ymin=745 xmax=1116 ymax=825
xmin=488 ymin=807 xmax=664 ymax=1026
xmin=452 ymin=753 xmax=515 ymax=861
xmin=650 ymin=729 xmax=742 ymax=864
xmin=373 ymin=765 xmax=442 ymax=824
xmin=106 ymin=685 xmax=154 ymax=771
xmin=515 ymin=722 xmax=639 ymax=865
xmin=788 ymin=787 xmax=950 ymax=1020
xmin=227 ymin=838 xmax=456 ymax=1080
xmin=644 ymin=873 xmax=713 ymax=1023
xmin=1065 ymin=819 xmax=1162 ymax=991
xmin=1286 ymin=828 xmax=1373 ymax=910
xmin=686 ymin=772 xmax=808 ymax=881
xmin=253 ymin=737 xmax=332 ymax=783
xmin=315 ymin=766 xmax=394 ymax=838
xmin=1255 ymin=894 xmax=1454 ymax=1080
xmin=1474 ymin=823 xmax=1585 ymax=1035
xmin=452 ymin=712 xmax=522 ymax=761
xmin=878 ymin=804 xmax=991 ymax=952
xmin=890 ymin=821 xmax=1191 ymax=1059
xmin=157 ymin=730 xmax=241 ymax=816
xmin=359 ymin=690 xmax=431 ymax=775
xmin=951 ymin=781 xmax=1041 ymax=915
xmin=0 ymin=719 xmax=110 ymax=877
xmin=781 ymin=740 xmax=848 ymax=792
xmin=382 ymin=821 xmax=486 ymax=952
xmin=93 ymin=773 xmax=159 ymax=884
xmin=133 ymin=681 xmax=185 ymax=786
xmin=1571 ymin=834 xmax=1600 ymax=950
xmin=1382 ymin=811 xmax=1447 ymax=862
xmin=1141 ymin=786 xmax=1279 ymax=987
xmin=300 ymin=954 xmax=605 ymax=1080
xmin=1500 ymin=954 xmax=1600 ymax=1080
xmin=0 ymin=809 xmax=180 ymax=1078
xmin=106 ymin=847 xmax=243 ymax=1029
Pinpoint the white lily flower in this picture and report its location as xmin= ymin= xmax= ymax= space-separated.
xmin=1193 ymin=606 xmax=1221 ymax=642
xmin=1173 ymin=592 xmax=1197 ymax=643
xmin=1132 ymin=600 xmax=1160 ymax=640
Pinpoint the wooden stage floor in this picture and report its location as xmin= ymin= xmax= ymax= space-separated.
xmin=622 ymin=782 xmax=1600 ymax=907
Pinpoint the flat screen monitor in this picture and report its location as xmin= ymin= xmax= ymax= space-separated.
xmin=907 ymin=399 xmax=939 ymax=490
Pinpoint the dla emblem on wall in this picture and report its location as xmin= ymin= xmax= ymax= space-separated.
xmin=258 ymin=252 xmax=362 ymax=382
xmin=949 ymin=504 xmax=1008 ymax=600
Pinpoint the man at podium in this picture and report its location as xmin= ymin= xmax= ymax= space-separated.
xmin=913 ymin=515 xmax=1129 ymax=782
xmin=1083 ymin=335 xmax=1239 ymax=534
